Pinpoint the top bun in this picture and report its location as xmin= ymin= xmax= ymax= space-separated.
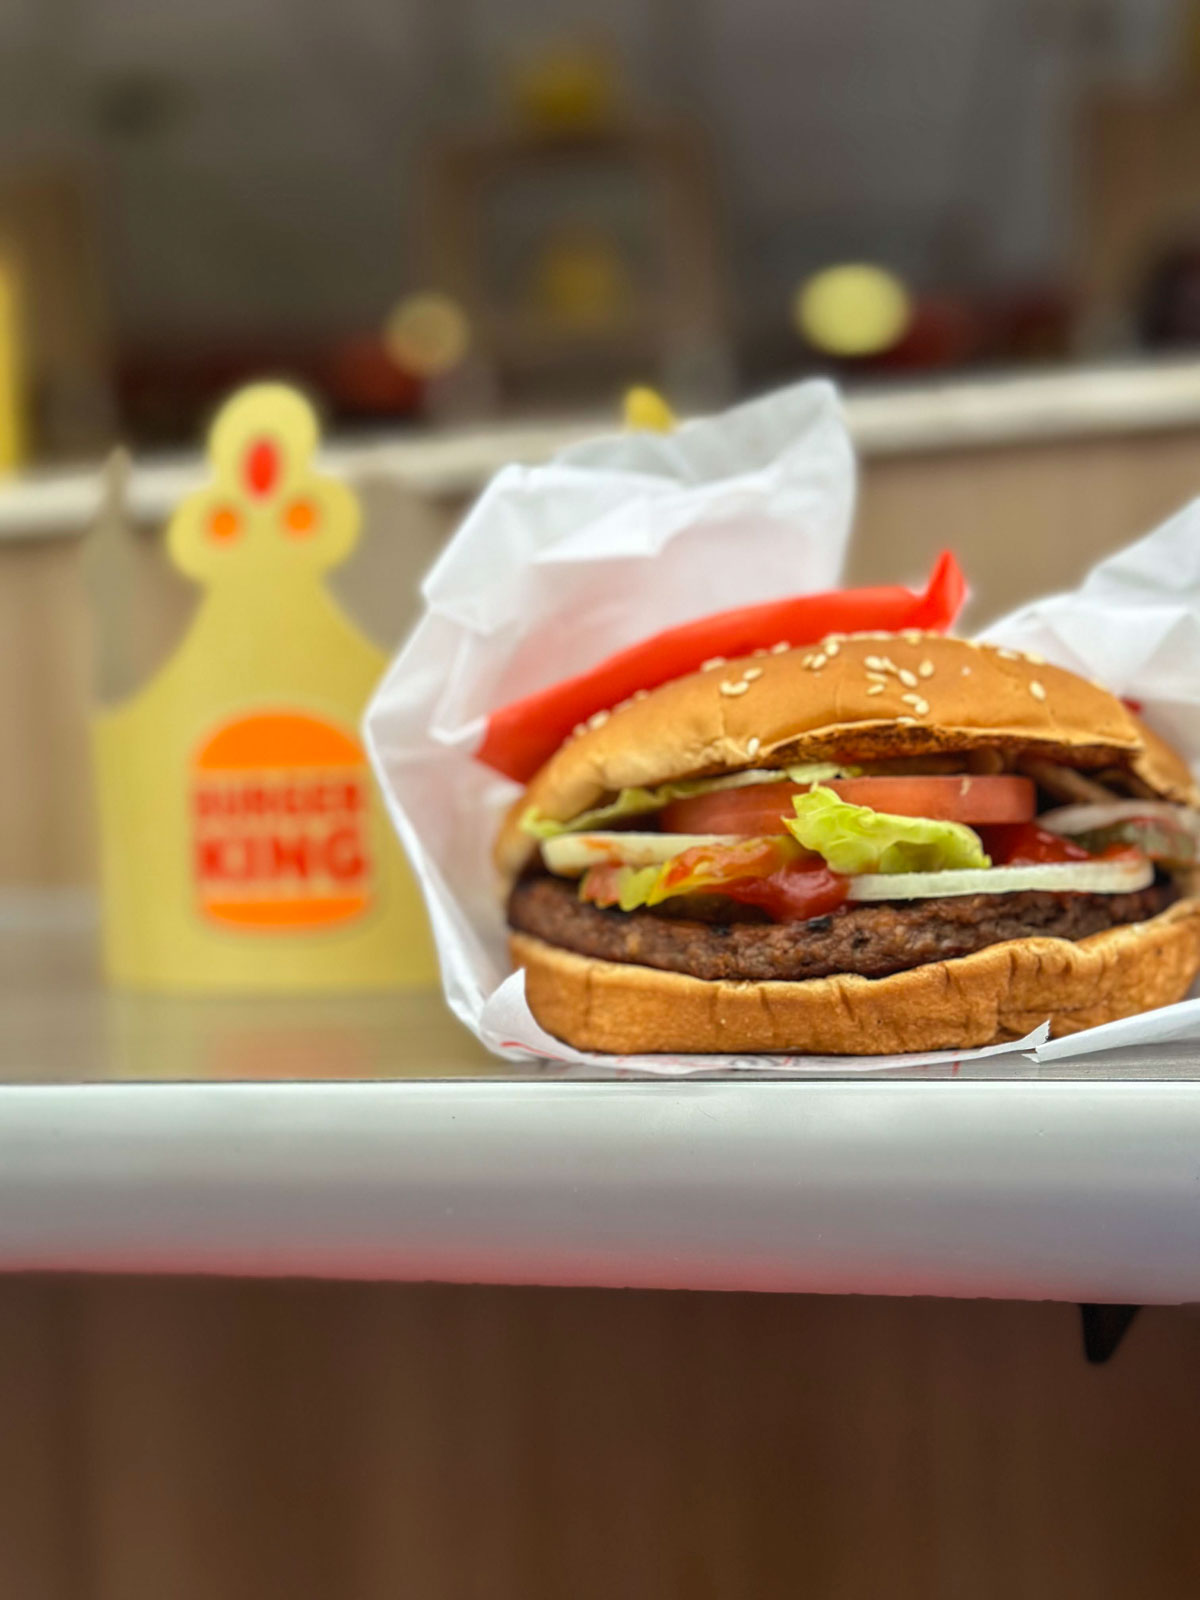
xmin=496 ymin=632 xmax=1198 ymax=877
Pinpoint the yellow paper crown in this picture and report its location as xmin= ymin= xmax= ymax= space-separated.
xmin=94 ymin=382 xmax=437 ymax=992
xmin=169 ymin=384 xmax=359 ymax=583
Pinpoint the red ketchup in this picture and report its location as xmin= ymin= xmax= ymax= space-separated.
xmin=978 ymin=823 xmax=1092 ymax=865
xmin=710 ymin=865 xmax=848 ymax=922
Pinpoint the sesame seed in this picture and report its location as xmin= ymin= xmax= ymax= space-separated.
xmin=719 ymin=680 xmax=750 ymax=697
xmin=897 ymin=715 xmax=917 ymax=725
xmin=770 ymin=641 xmax=790 ymax=654
xmin=918 ymin=659 xmax=934 ymax=679
xmin=810 ymin=653 xmax=827 ymax=669
xmin=701 ymin=656 xmax=726 ymax=671
xmin=866 ymin=670 xmax=888 ymax=683
xmin=1029 ymin=680 xmax=1047 ymax=702
xmin=633 ymin=688 xmax=649 ymax=701
xmin=866 ymin=683 xmax=886 ymax=696
xmin=865 ymin=655 xmax=886 ymax=671
xmin=1025 ymin=651 xmax=1045 ymax=665
xmin=902 ymin=629 xmax=923 ymax=644
xmin=880 ymin=657 xmax=899 ymax=674
xmin=747 ymin=736 xmax=761 ymax=758
xmin=572 ymin=723 xmax=585 ymax=737
xmin=901 ymin=693 xmax=930 ymax=715
xmin=742 ymin=666 xmax=764 ymax=682
xmin=997 ymin=648 xmax=1019 ymax=661
xmin=587 ymin=709 xmax=610 ymax=729
xmin=801 ymin=654 xmax=815 ymax=667
xmin=898 ymin=668 xmax=918 ymax=688
xmin=823 ymin=639 xmax=840 ymax=657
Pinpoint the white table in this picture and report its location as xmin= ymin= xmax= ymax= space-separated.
xmin=3 ymin=895 xmax=1199 ymax=1302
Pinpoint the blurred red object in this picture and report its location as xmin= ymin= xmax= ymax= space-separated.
xmin=868 ymin=296 xmax=981 ymax=370
xmin=824 ymin=284 xmax=1070 ymax=377
xmin=322 ymin=335 xmax=424 ymax=419
xmin=985 ymin=287 xmax=1071 ymax=363
xmin=117 ymin=333 xmax=426 ymax=447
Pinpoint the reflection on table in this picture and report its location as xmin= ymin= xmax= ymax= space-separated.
xmin=0 ymin=893 xmax=507 ymax=1084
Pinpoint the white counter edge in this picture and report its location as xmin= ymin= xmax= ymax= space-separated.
xmin=2 ymin=1077 xmax=1198 ymax=1302
xmin=8 ymin=360 xmax=1200 ymax=539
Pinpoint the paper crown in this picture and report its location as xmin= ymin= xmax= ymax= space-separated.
xmin=94 ymin=382 xmax=437 ymax=991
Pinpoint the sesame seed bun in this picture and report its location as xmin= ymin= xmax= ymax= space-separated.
xmin=512 ymin=896 xmax=1200 ymax=1055
xmin=496 ymin=633 xmax=1197 ymax=879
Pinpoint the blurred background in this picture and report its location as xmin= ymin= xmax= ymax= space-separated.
xmin=5 ymin=0 xmax=1200 ymax=457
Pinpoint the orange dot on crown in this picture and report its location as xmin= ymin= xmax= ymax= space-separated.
xmin=244 ymin=436 xmax=280 ymax=497
xmin=284 ymin=498 xmax=318 ymax=536
xmin=208 ymin=506 xmax=241 ymax=542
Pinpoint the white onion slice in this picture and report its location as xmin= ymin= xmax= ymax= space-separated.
xmin=1038 ymin=800 xmax=1200 ymax=837
xmin=847 ymin=856 xmax=1153 ymax=902
xmin=542 ymin=832 xmax=728 ymax=876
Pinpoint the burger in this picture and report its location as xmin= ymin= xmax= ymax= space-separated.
xmin=496 ymin=632 xmax=1200 ymax=1054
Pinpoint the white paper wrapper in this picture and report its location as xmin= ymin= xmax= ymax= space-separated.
xmin=982 ymin=499 xmax=1200 ymax=1066
xmin=366 ymin=383 xmax=1200 ymax=1075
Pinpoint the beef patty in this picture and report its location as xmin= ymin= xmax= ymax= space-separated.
xmin=507 ymin=873 xmax=1178 ymax=983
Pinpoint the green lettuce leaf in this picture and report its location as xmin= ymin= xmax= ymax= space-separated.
xmin=785 ymin=785 xmax=989 ymax=875
xmin=521 ymin=764 xmax=855 ymax=840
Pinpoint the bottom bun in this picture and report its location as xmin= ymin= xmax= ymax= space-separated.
xmin=510 ymin=897 xmax=1200 ymax=1055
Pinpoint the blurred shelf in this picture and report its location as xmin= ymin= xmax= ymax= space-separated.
xmin=3 ymin=893 xmax=1200 ymax=1300
xmin=8 ymin=360 xmax=1200 ymax=540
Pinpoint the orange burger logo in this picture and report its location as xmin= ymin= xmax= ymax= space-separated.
xmin=191 ymin=711 xmax=373 ymax=931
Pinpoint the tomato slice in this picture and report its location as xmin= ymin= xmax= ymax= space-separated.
xmin=830 ymin=775 xmax=1035 ymax=823
xmin=659 ymin=786 xmax=801 ymax=834
xmin=660 ymin=774 xmax=1035 ymax=835
xmin=477 ymin=551 xmax=966 ymax=783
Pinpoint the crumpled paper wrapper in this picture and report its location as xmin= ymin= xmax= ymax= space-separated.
xmin=366 ymin=383 xmax=1200 ymax=1074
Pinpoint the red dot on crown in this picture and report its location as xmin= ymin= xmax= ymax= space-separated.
xmin=244 ymin=437 xmax=280 ymax=497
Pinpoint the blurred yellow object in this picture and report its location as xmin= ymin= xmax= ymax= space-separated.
xmin=623 ymin=386 xmax=676 ymax=432
xmin=532 ymin=226 xmax=631 ymax=325
xmin=794 ymin=263 xmax=912 ymax=357
xmin=0 ymin=260 xmax=27 ymax=471
xmin=94 ymin=382 xmax=438 ymax=993
xmin=509 ymin=41 xmax=617 ymax=134
xmin=383 ymin=292 xmax=470 ymax=379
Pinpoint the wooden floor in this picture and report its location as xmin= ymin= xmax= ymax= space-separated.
xmin=2 ymin=1277 xmax=1198 ymax=1599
